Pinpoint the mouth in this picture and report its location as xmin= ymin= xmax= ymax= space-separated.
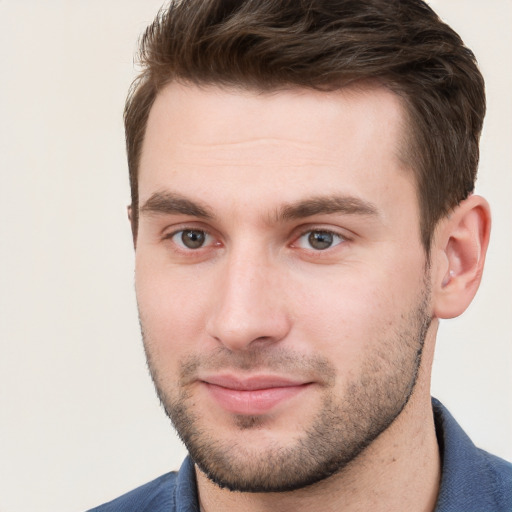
xmin=200 ymin=374 xmax=313 ymax=415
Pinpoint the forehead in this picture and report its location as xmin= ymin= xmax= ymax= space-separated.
xmin=138 ymin=82 xmax=414 ymax=215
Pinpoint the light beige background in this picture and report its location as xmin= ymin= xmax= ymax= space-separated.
xmin=0 ymin=1 xmax=510 ymax=511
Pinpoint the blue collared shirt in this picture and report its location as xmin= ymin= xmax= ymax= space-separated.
xmin=88 ymin=399 xmax=512 ymax=511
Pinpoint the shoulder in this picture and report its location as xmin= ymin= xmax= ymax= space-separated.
xmin=86 ymin=471 xmax=178 ymax=512
xmin=86 ymin=456 xmax=199 ymax=512
xmin=433 ymin=398 xmax=512 ymax=511
xmin=476 ymin=448 xmax=512 ymax=506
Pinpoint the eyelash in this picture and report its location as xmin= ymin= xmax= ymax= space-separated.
xmin=165 ymin=228 xmax=218 ymax=251
xmin=163 ymin=226 xmax=349 ymax=254
xmin=292 ymin=229 xmax=347 ymax=251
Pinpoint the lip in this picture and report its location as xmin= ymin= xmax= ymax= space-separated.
xmin=200 ymin=374 xmax=312 ymax=415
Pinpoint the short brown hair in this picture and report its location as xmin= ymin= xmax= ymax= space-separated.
xmin=125 ymin=0 xmax=485 ymax=251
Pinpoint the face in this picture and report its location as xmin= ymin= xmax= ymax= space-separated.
xmin=135 ymin=83 xmax=432 ymax=492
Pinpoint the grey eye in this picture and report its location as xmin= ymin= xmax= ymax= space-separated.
xmin=174 ymin=229 xmax=208 ymax=249
xmin=295 ymin=230 xmax=345 ymax=251
xmin=308 ymin=231 xmax=334 ymax=250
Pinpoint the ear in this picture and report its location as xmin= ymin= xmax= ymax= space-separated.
xmin=127 ymin=205 xmax=137 ymax=249
xmin=431 ymin=195 xmax=491 ymax=319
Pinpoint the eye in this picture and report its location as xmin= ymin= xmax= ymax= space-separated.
xmin=171 ymin=229 xmax=212 ymax=250
xmin=295 ymin=230 xmax=345 ymax=250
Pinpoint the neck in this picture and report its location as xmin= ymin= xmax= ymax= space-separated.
xmin=196 ymin=396 xmax=440 ymax=512
xmin=197 ymin=329 xmax=441 ymax=512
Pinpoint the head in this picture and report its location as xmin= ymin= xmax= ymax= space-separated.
xmin=126 ymin=0 xmax=486 ymax=253
xmin=127 ymin=0 xmax=490 ymax=494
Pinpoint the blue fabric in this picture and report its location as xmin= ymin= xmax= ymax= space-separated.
xmin=432 ymin=399 xmax=512 ymax=511
xmin=87 ymin=457 xmax=197 ymax=512
xmin=87 ymin=399 xmax=512 ymax=511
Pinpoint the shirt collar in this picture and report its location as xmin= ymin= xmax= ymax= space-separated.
xmin=172 ymin=398 xmax=504 ymax=511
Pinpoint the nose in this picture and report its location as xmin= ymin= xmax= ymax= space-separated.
xmin=206 ymin=249 xmax=291 ymax=351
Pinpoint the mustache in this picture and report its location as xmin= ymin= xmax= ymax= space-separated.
xmin=177 ymin=347 xmax=337 ymax=387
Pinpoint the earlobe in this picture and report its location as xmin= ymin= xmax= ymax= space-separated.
xmin=432 ymin=195 xmax=491 ymax=319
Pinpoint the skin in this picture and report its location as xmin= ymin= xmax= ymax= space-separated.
xmin=133 ymin=82 xmax=491 ymax=512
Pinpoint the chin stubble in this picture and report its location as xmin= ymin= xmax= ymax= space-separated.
xmin=140 ymin=285 xmax=431 ymax=492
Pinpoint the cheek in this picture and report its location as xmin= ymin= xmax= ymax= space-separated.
xmin=290 ymin=265 xmax=421 ymax=367
xmin=135 ymin=256 xmax=214 ymax=356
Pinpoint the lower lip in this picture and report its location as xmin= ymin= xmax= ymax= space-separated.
xmin=203 ymin=382 xmax=309 ymax=415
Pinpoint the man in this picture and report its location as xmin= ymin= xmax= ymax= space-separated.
xmin=90 ymin=0 xmax=512 ymax=510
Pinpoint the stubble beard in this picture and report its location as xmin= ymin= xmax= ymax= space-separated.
xmin=141 ymin=287 xmax=431 ymax=493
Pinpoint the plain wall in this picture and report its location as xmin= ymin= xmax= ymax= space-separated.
xmin=0 ymin=1 xmax=510 ymax=511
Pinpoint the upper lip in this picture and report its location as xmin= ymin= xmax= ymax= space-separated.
xmin=200 ymin=374 xmax=310 ymax=391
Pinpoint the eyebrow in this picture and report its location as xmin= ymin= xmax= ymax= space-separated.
xmin=139 ymin=191 xmax=214 ymax=219
xmin=277 ymin=195 xmax=379 ymax=221
xmin=139 ymin=191 xmax=378 ymax=223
